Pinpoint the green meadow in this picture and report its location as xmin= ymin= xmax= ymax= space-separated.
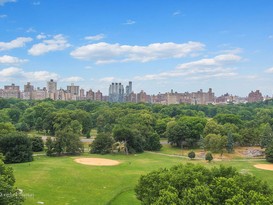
xmin=10 ymin=151 xmax=273 ymax=205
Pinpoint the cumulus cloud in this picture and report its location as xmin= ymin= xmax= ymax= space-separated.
xmin=0 ymin=67 xmax=21 ymax=77
xmin=22 ymin=71 xmax=59 ymax=81
xmin=60 ymin=76 xmax=84 ymax=82
xmin=0 ymin=0 xmax=16 ymax=6
xmin=265 ymin=67 xmax=273 ymax=73
xmin=176 ymin=54 xmax=241 ymax=70
xmin=0 ymin=37 xmax=32 ymax=51
xmin=85 ymin=34 xmax=105 ymax=41
xmin=28 ymin=34 xmax=70 ymax=56
xmin=70 ymin=41 xmax=205 ymax=64
xmin=0 ymin=55 xmax=28 ymax=64
xmin=0 ymin=67 xmax=59 ymax=82
xmin=135 ymin=54 xmax=241 ymax=81
xmin=123 ymin=19 xmax=136 ymax=25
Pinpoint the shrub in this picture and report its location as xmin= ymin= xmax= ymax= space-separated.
xmin=31 ymin=136 xmax=44 ymax=152
xmin=205 ymin=152 xmax=213 ymax=162
xmin=0 ymin=132 xmax=33 ymax=163
xmin=188 ymin=151 xmax=196 ymax=159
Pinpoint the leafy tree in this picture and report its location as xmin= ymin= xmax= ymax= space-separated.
xmin=90 ymin=133 xmax=114 ymax=154
xmin=113 ymin=126 xmax=144 ymax=153
xmin=188 ymin=151 xmax=196 ymax=159
xmin=214 ymin=113 xmax=242 ymax=127
xmin=226 ymin=132 xmax=234 ymax=153
xmin=240 ymin=127 xmax=260 ymax=146
xmin=30 ymin=136 xmax=44 ymax=152
xmin=0 ymin=122 xmax=16 ymax=136
xmin=144 ymin=133 xmax=162 ymax=151
xmin=45 ymin=137 xmax=54 ymax=156
xmin=135 ymin=164 xmax=273 ymax=205
xmin=0 ymin=154 xmax=24 ymax=204
xmin=15 ymin=122 xmax=30 ymax=132
xmin=204 ymin=134 xmax=227 ymax=153
xmin=166 ymin=121 xmax=190 ymax=147
xmin=205 ymin=152 xmax=213 ymax=162
xmin=154 ymin=118 xmax=169 ymax=138
xmin=178 ymin=116 xmax=207 ymax=147
xmin=6 ymin=108 xmax=21 ymax=124
xmin=0 ymin=132 xmax=33 ymax=163
xmin=260 ymin=123 xmax=273 ymax=148
xmin=265 ymin=142 xmax=273 ymax=163
xmin=54 ymin=129 xmax=83 ymax=155
xmin=203 ymin=120 xmax=224 ymax=136
xmin=35 ymin=117 xmax=44 ymax=132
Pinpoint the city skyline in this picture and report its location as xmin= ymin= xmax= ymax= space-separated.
xmin=0 ymin=0 xmax=273 ymax=96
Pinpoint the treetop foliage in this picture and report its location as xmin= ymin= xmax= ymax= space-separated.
xmin=135 ymin=163 xmax=273 ymax=205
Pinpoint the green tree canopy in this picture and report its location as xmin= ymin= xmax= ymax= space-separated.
xmin=0 ymin=132 xmax=33 ymax=163
xmin=0 ymin=155 xmax=24 ymax=204
xmin=135 ymin=163 xmax=273 ymax=205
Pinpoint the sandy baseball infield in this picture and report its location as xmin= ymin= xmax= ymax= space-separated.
xmin=74 ymin=158 xmax=120 ymax=166
xmin=254 ymin=164 xmax=273 ymax=171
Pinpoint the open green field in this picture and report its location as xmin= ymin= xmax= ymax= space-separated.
xmin=10 ymin=151 xmax=273 ymax=205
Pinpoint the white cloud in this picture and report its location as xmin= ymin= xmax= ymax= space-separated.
xmin=0 ymin=55 xmax=28 ymax=64
xmin=177 ymin=54 xmax=241 ymax=70
xmin=0 ymin=37 xmax=32 ymax=51
xmin=265 ymin=67 xmax=273 ymax=73
xmin=28 ymin=34 xmax=70 ymax=56
xmin=36 ymin=33 xmax=47 ymax=40
xmin=0 ymin=67 xmax=21 ymax=77
xmin=124 ymin=19 xmax=136 ymax=25
xmin=70 ymin=41 xmax=205 ymax=64
xmin=0 ymin=0 xmax=16 ymax=6
xmin=22 ymin=71 xmax=59 ymax=81
xmin=135 ymin=54 xmax=241 ymax=81
xmin=85 ymin=34 xmax=105 ymax=41
xmin=0 ymin=14 xmax=7 ymax=18
xmin=0 ymin=67 xmax=59 ymax=82
xmin=61 ymin=76 xmax=84 ymax=82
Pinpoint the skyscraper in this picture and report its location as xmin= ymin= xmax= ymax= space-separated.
xmin=109 ymin=82 xmax=124 ymax=102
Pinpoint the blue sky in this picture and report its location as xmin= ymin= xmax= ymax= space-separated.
xmin=0 ymin=0 xmax=273 ymax=96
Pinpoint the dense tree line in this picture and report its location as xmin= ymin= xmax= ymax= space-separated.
xmin=0 ymin=98 xmax=273 ymax=155
xmin=135 ymin=163 xmax=273 ymax=205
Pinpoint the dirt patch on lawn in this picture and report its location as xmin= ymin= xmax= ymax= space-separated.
xmin=254 ymin=164 xmax=273 ymax=171
xmin=74 ymin=158 xmax=120 ymax=166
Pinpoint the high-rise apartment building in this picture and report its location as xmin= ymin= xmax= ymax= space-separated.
xmin=248 ymin=90 xmax=263 ymax=103
xmin=67 ymin=83 xmax=79 ymax=95
xmin=109 ymin=82 xmax=124 ymax=102
xmin=47 ymin=79 xmax=57 ymax=100
xmin=1 ymin=84 xmax=20 ymax=99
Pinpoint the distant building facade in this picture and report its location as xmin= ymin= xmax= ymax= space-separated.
xmin=248 ymin=90 xmax=263 ymax=103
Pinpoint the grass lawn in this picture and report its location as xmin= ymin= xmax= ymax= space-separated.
xmin=10 ymin=151 xmax=273 ymax=205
